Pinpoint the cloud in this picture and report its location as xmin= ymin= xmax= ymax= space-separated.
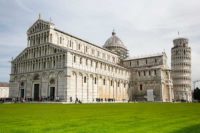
xmin=15 ymin=0 xmax=33 ymax=13
xmin=0 ymin=0 xmax=200 ymax=83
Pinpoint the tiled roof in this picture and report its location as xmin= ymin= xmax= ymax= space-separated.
xmin=0 ymin=82 xmax=9 ymax=87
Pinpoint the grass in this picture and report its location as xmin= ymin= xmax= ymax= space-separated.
xmin=0 ymin=103 xmax=200 ymax=133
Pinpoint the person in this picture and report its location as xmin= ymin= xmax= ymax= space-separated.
xmin=75 ymin=97 xmax=78 ymax=104
xmin=78 ymin=100 xmax=82 ymax=104
xmin=70 ymin=97 xmax=72 ymax=102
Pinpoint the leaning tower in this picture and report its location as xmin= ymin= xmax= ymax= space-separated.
xmin=171 ymin=37 xmax=192 ymax=102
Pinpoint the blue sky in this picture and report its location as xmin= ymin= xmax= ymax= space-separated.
xmin=0 ymin=0 xmax=200 ymax=85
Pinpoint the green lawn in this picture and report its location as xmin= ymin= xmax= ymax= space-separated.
xmin=0 ymin=103 xmax=200 ymax=133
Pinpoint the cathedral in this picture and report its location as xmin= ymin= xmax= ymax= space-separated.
xmin=9 ymin=16 xmax=192 ymax=102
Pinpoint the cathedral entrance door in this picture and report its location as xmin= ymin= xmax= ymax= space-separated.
xmin=50 ymin=87 xmax=55 ymax=101
xmin=34 ymin=84 xmax=40 ymax=101
xmin=20 ymin=89 xmax=25 ymax=98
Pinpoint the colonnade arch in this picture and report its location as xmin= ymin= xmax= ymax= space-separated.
xmin=70 ymin=70 xmax=128 ymax=102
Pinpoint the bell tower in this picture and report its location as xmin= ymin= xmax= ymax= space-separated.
xmin=171 ymin=37 xmax=192 ymax=102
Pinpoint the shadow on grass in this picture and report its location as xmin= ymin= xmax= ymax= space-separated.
xmin=171 ymin=124 xmax=200 ymax=133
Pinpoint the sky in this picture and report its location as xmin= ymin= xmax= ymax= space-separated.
xmin=0 ymin=0 xmax=200 ymax=86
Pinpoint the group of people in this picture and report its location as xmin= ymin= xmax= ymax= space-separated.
xmin=75 ymin=97 xmax=82 ymax=104
xmin=0 ymin=97 xmax=61 ymax=103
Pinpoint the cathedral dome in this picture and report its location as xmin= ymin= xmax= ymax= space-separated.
xmin=103 ymin=31 xmax=127 ymax=50
xmin=103 ymin=31 xmax=128 ymax=59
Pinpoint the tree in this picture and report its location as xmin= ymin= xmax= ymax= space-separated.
xmin=193 ymin=87 xmax=200 ymax=101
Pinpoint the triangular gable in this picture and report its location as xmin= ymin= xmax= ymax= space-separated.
xmin=27 ymin=19 xmax=54 ymax=35
xmin=12 ymin=43 xmax=67 ymax=63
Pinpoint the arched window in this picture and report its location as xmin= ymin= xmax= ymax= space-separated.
xmin=94 ymin=77 xmax=97 ymax=84
xmin=85 ymin=46 xmax=88 ymax=53
xmin=50 ymin=79 xmax=55 ymax=84
xmin=112 ymin=57 xmax=115 ymax=62
xmin=155 ymin=58 xmax=157 ymax=63
xmin=91 ymin=60 xmax=93 ymax=67
xmin=80 ymin=57 xmax=82 ymax=64
xmin=20 ymin=82 xmax=24 ymax=87
xmin=103 ymin=79 xmax=106 ymax=85
xmin=78 ymin=43 xmax=81 ymax=50
xmin=69 ymin=40 xmax=72 ymax=47
xmin=86 ymin=59 xmax=88 ymax=66
xmin=53 ymin=60 xmax=55 ymax=67
xmin=166 ymin=71 xmax=169 ymax=78
xmin=33 ymin=74 xmax=39 ymax=80
xmin=54 ymin=49 xmax=57 ymax=53
xmin=140 ymin=84 xmax=143 ymax=91
xmin=60 ymin=37 xmax=62 ymax=44
xmin=96 ymin=62 xmax=98 ymax=68
xmin=118 ymin=82 xmax=120 ymax=87
xmin=43 ymin=62 xmax=46 ymax=69
xmin=50 ymin=34 xmax=52 ymax=43
xmin=84 ymin=76 xmax=87 ymax=83
xmin=154 ymin=70 xmax=157 ymax=75
xmin=74 ymin=56 xmax=76 ymax=63
xmin=137 ymin=60 xmax=139 ymax=65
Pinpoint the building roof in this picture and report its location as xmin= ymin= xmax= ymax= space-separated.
xmin=124 ymin=52 xmax=166 ymax=61
xmin=0 ymin=82 xmax=9 ymax=87
xmin=103 ymin=31 xmax=127 ymax=50
xmin=173 ymin=37 xmax=188 ymax=41
xmin=54 ymin=29 xmax=119 ymax=56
